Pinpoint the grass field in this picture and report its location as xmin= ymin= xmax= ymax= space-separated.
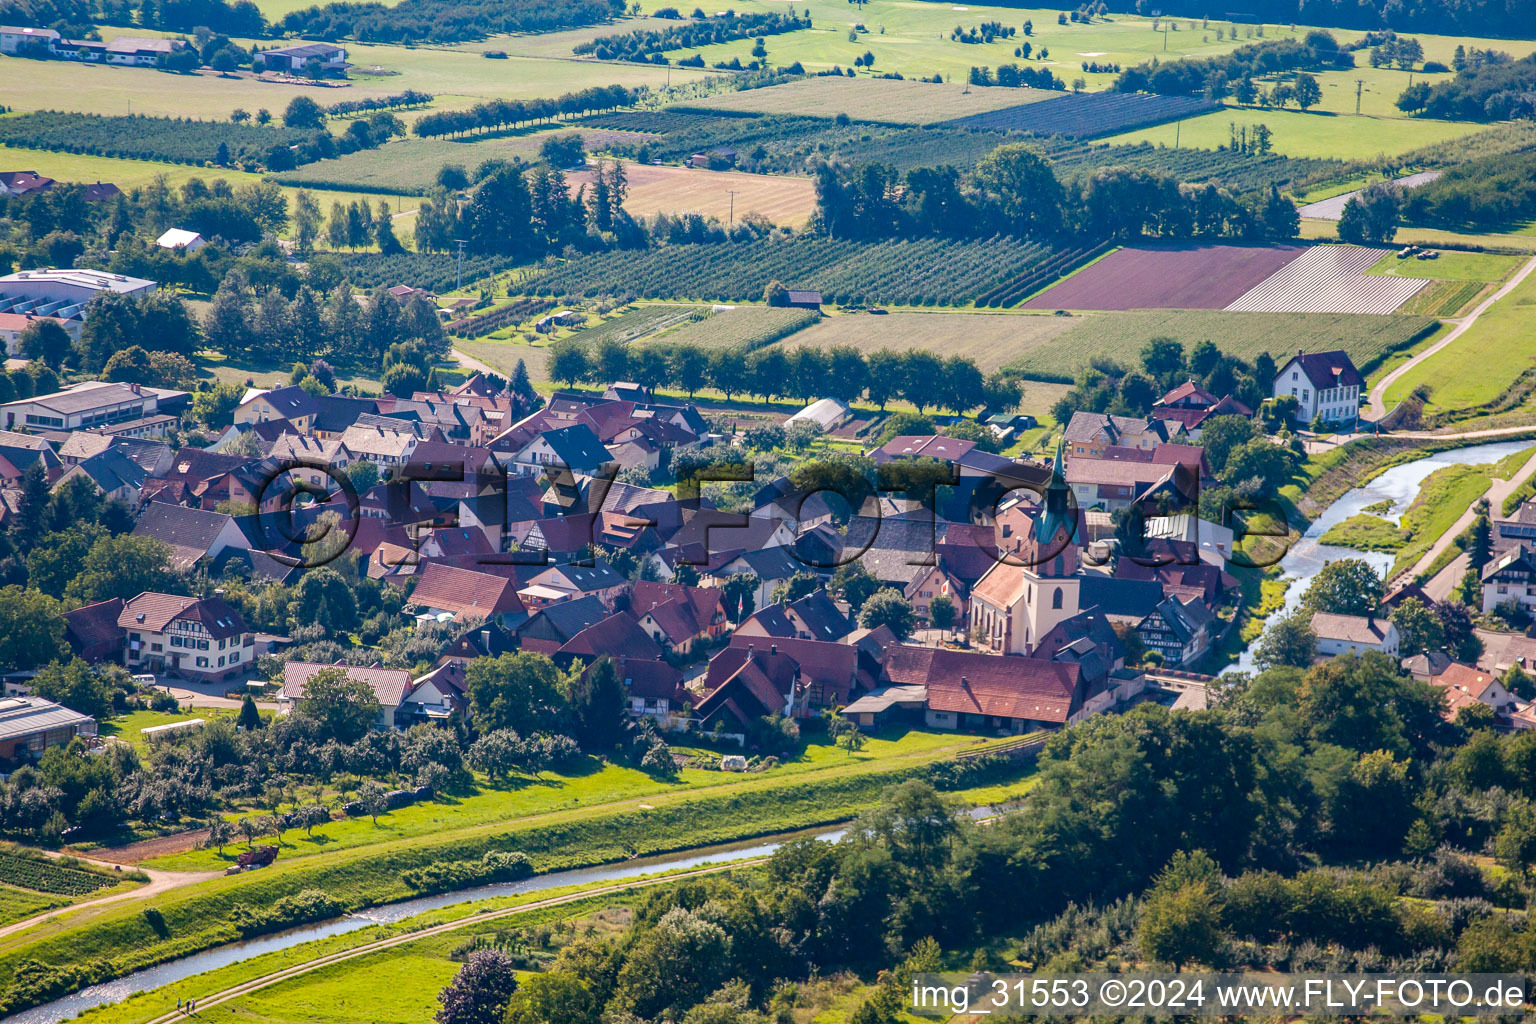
xmin=0 ymin=884 xmax=61 ymax=928
xmin=0 ymin=45 xmax=710 ymax=121
xmin=275 ymin=127 xmax=652 ymax=192
xmin=642 ymin=304 xmax=821 ymax=350
xmin=683 ymin=76 xmax=1058 ymax=123
xmin=564 ymin=303 xmax=705 ymax=345
xmin=1106 ymin=107 xmax=1497 ymax=161
xmin=1300 ymin=218 xmax=1536 ymax=253
xmin=567 ymin=161 xmax=819 ymax=226
xmin=766 ymin=309 xmax=1078 ymax=373
xmin=1395 ymin=279 xmax=1487 ymax=317
xmin=1385 ymin=271 xmax=1536 ymax=413
xmin=1366 ymin=250 xmax=1523 ymax=282
xmin=1007 ymin=308 xmax=1437 ymax=381
xmin=144 ymin=729 xmax=978 ymax=872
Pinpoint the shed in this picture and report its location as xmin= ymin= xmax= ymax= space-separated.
xmin=155 ymin=228 xmax=206 ymax=252
xmin=786 ymin=397 xmax=850 ymax=431
xmin=785 ymin=289 xmax=822 ymax=309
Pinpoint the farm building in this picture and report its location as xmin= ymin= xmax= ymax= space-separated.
xmin=105 ymin=36 xmax=185 ymax=65
xmin=0 ymin=25 xmax=57 ymax=53
xmin=689 ymin=146 xmax=737 ymax=168
xmin=141 ymin=718 xmax=206 ymax=742
xmin=0 ymin=695 xmax=96 ymax=762
xmin=535 ymin=310 xmax=585 ymax=332
xmin=785 ymin=289 xmax=822 ymax=309
xmin=786 ymin=397 xmax=849 ymax=431
xmin=255 ymin=42 xmax=349 ymax=73
xmin=156 ymin=228 xmax=207 ymax=252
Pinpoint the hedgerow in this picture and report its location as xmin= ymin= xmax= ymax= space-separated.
xmin=0 ymin=111 xmax=311 ymax=168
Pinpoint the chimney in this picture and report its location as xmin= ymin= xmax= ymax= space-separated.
xmin=961 ymin=676 xmax=969 ymax=689
xmin=771 ymin=644 xmax=778 ymax=656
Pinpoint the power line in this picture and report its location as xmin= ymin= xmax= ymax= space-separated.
xmin=726 ymin=190 xmax=740 ymax=225
xmin=452 ymin=239 xmax=467 ymax=290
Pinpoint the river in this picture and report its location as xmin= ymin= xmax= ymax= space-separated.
xmin=7 ymin=805 xmax=1015 ymax=1024
xmin=1227 ymin=438 xmax=1532 ymax=675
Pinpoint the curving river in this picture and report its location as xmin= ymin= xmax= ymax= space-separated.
xmin=6 ymin=826 xmax=855 ymax=1024
xmin=1228 ymin=438 xmax=1533 ymax=675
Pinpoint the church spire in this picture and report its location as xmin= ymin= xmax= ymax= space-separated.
xmin=1032 ymin=437 xmax=1071 ymax=545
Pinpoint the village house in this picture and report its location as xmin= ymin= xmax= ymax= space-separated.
xmin=1482 ymin=545 xmax=1536 ymax=615
xmin=629 ymin=580 xmax=729 ymax=656
xmin=119 ymin=592 xmax=254 ymax=681
xmin=409 ymin=561 xmax=526 ymax=625
xmin=1061 ymin=412 xmax=1174 ymax=459
xmin=1149 ymin=380 xmax=1253 ymax=436
xmin=1272 ymin=349 xmax=1363 ymax=426
xmin=278 ymin=662 xmax=460 ymax=730
xmin=1310 ymin=611 xmax=1400 ymax=658
xmin=882 ymin=645 xmax=1089 ymax=734
xmin=1135 ymin=594 xmax=1215 ymax=668
xmin=155 ymin=228 xmax=206 ymax=252
xmin=1428 ymin=662 xmax=1518 ymax=723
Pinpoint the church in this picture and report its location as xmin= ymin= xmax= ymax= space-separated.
xmin=970 ymin=442 xmax=1082 ymax=655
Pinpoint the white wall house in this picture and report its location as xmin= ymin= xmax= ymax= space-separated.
xmin=1310 ymin=612 xmax=1400 ymax=658
xmin=1273 ymin=349 xmax=1364 ymax=426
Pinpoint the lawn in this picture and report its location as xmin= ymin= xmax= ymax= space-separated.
xmin=683 ymin=76 xmax=1058 ymax=123
xmin=1391 ymin=462 xmax=1496 ymax=576
xmin=196 ymin=351 xmax=393 ymax=393
xmin=1366 ymin=249 xmax=1523 ymax=283
xmin=1007 ymin=308 xmax=1437 ymax=382
xmin=1385 ymin=270 xmax=1536 ymax=413
xmin=766 ymin=309 xmax=1079 ymax=373
xmin=185 ymin=946 xmax=458 ymax=1024
xmin=1300 ymin=219 xmax=1536 ymax=253
xmin=1105 ymin=106 xmax=1497 ymax=161
xmin=100 ymin=709 xmax=239 ymax=754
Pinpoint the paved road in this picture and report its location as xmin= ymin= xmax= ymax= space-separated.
xmin=1392 ymin=446 xmax=1536 ymax=590
xmin=1296 ymin=172 xmax=1441 ymax=220
xmin=1365 ymin=254 xmax=1536 ymax=421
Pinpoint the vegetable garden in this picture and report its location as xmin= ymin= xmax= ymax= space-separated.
xmin=0 ymin=851 xmax=118 ymax=896
xmin=517 ymin=236 xmax=1065 ymax=306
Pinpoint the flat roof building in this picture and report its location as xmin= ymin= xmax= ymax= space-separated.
xmin=0 ymin=268 xmax=157 ymax=325
xmin=0 ymin=695 xmax=96 ymax=762
xmin=0 ymin=380 xmax=187 ymax=435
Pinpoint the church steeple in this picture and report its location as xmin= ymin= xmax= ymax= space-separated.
xmin=1032 ymin=437 xmax=1072 ymax=547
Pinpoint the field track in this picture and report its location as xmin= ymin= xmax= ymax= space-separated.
xmin=1225 ymin=245 xmax=1430 ymax=314
xmin=1020 ymin=243 xmax=1302 ymax=310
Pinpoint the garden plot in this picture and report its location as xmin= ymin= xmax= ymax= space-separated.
xmin=1224 ymin=245 xmax=1430 ymax=314
xmin=1019 ymin=243 xmax=1303 ymax=310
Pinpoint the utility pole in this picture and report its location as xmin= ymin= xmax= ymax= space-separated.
xmin=1355 ymin=78 xmax=1364 ymax=114
xmin=726 ymin=190 xmax=739 ymax=225
xmin=452 ymin=239 xmax=467 ymax=290
xmin=1174 ymin=119 xmax=1181 ymax=148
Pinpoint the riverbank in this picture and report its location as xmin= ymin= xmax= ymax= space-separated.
xmin=1231 ymin=438 xmax=1536 ymax=673
xmin=0 ymin=743 xmax=1035 ymax=1017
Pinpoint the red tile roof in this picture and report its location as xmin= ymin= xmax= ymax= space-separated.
xmin=410 ymin=561 xmax=525 ymax=619
xmin=883 ymin=646 xmax=1083 ymax=724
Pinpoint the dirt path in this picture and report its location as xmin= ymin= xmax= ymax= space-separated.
xmin=0 ymin=850 xmax=222 ymax=941
xmin=451 ymin=347 xmax=500 ymax=379
xmin=1365 ymin=254 xmax=1536 ymax=421
xmin=1390 ymin=446 xmax=1536 ymax=589
xmin=136 ymin=861 xmax=758 ymax=1024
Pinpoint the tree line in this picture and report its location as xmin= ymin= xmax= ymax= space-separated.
xmin=277 ymin=0 xmax=622 ymax=43
xmin=412 ymin=86 xmax=637 ymax=140
xmin=813 ymin=143 xmax=1300 ymax=243
xmin=573 ymin=9 xmax=808 ymax=63
xmin=548 ymin=333 xmax=1012 ymax=415
xmin=1114 ymin=31 xmax=1352 ymax=96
